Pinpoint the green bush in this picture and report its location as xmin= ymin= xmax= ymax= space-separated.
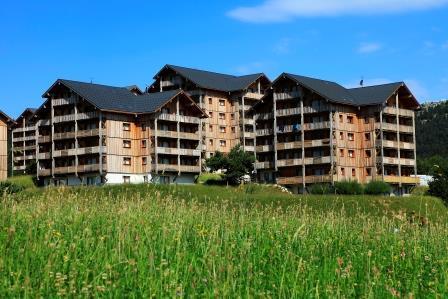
xmin=364 ymin=181 xmax=391 ymax=195
xmin=334 ymin=181 xmax=363 ymax=195
xmin=0 ymin=181 xmax=25 ymax=195
xmin=308 ymin=183 xmax=333 ymax=194
xmin=428 ymin=168 xmax=448 ymax=204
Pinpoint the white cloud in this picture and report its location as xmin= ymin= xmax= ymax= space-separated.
xmin=228 ymin=0 xmax=448 ymax=23
xmin=358 ymin=42 xmax=382 ymax=54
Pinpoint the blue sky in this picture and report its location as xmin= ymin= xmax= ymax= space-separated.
xmin=1 ymin=0 xmax=448 ymax=118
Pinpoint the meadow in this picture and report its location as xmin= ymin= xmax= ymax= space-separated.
xmin=1 ymin=183 xmax=447 ymax=297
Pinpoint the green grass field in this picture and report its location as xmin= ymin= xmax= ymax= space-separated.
xmin=1 ymin=183 xmax=447 ymax=297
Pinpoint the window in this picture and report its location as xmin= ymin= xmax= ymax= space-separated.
xmin=347 ymin=116 xmax=354 ymax=124
xmin=231 ymin=127 xmax=236 ymax=133
xmin=352 ymin=169 xmax=356 ymax=177
xmin=161 ymin=108 xmax=170 ymax=114
xmin=142 ymin=157 xmax=147 ymax=165
xmin=219 ymin=99 xmax=225 ymax=107
xmin=365 ymin=150 xmax=372 ymax=158
xmin=220 ymin=126 xmax=226 ymax=133
xmin=231 ymin=113 xmax=235 ymax=120
xmin=365 ymin=133 xmax=371 ymax=141
xmin=341 ymin=167 xmax=345 ymax=176
xmin=123 ymin=140 xmax=131 ymax=148
xmin=123 ymin=176 xmax=131 ymax=184
xmin=209 ymin=98 xmax=213 ymax=105
xmin=123 ymin=157 xmax=131 ymax=165
xmin=348 ymin=133 xmax=354 ymax=141
xmin=219 ymin=113 xmax=225 ymax=120
xmin=348 ymin=150 xmax=355 ymax=158
xmin=141 ymin=140 xmax=147 ymax=148
xmin=141 ymin=123 xmax=147 ymax=131
xmin=209 ymin=125 xmax=213 ymax=132
xmin=340 ymin=132 xmax=344 ymax=140
xmin=209 ymin=112 xmax=213 ymax=118
xmin=366 ymin=168 xmax=372 ymax=176
xmin=123 ymin=123 xmax=131 ymax=131
xmin=220 ymin=140 xmax=226 ymax=147
xmin=339 ymin=115 xmax=343 ymax=123
xmin=364 ymin=117 xmax=369 ymax=124
xmin=340 ymin=149 xmax=344 ymax=157
xmin=209 ymin=139 xmax=213 ymax=146
xmin=144 ymin=176 xmax=148 ymax=183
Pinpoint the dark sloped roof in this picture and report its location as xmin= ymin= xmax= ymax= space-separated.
xmin=282 ymin=73 xmax=357 ymax=105
xmin=348 ymin=82 xmax=404 ymax=106
xmin=279 ymin=73 xmax=417 ymax=107
xmin=0 ymin=110 xmax=13 ymax=123
xmin=15 ymin=108 xmax=37 ymax=122
xmin=43 ymin=79 xmax=203 ymax=115
xmin=156 ymin=64 xmax=268 ymax=92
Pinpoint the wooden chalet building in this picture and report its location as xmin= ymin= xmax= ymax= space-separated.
xmin=252 ymin=73 xmax=420 ymax=194
xmin=11 ymin=108 xmax=38 ymax=174
xmin=148 ymin=65 xmax=271 ymax=158
xmin=33 ymin=79 xmax=206 ymax=186
xmin=0 ymin=110 xmax=13 ymax=181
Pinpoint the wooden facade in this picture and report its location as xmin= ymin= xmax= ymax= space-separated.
xmin=33 ymin=81 xmax=205 ymax=186
xmin=0 ymin=111 xmax=12 ymax=181
xmin=253 ymin=75 xmax=420 ymax=194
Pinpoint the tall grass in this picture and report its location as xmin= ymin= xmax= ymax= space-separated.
xmin=1 ymin=184 xmax=447 ymax=297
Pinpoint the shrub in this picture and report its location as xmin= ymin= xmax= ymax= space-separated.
xmin=428 ymin=167 xmax=448 ymax=204
xmin=364 ymin=181 xmax=391 ymax=195
xmin=308 ymin=183 xmax=333 ymax=194
xmin=0 ymin=181 xmax=25 ymax=195
xmin=334 ymin=181 xmax=363 ymax=195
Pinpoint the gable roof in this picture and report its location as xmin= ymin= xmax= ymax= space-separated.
xmin=276 ymin=73 xmax=418 ymax=107
xmin=0 ymin=110 xmax=13 ymax=123
xmin=43 ymin=79 xmax=205 ymax=115
xmin=154 ymin=64 xmax=269 ymax=92
xmin=348 ymin=82 xmax=405 ymax=106
xmin=15 ymin=108 xmax=37 ymax=122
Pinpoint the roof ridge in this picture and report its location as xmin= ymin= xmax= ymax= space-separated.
xmin=348 ymin=82 xmax=403 ymax=91
xmin=59 ymin=79 xmax=131 ymax=90
xmin=167 ymin=64 xmax=238 ymax=79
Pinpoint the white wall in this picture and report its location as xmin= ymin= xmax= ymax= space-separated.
xmin=105 ymin=173 xmax=151 ymax=185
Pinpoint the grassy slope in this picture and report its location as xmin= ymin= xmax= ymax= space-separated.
xmin=1 ymin=184 xmax=447 ymax=297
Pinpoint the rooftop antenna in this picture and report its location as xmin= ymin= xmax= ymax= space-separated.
xmin=360 ymin=76 xmax=364 ymax=87
xmin=90 ymin=77 xmax=94 ymax=84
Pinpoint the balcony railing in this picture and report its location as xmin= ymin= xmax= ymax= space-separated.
xmin=53 ymin=131 xmax=76 ymax=140
xmin=158 ymin=130 xmax=200 ymax=141
xmin=256 ymin=128 xmax=274 ymax=136
xmin=382 ymin=176 xmax=419 ymax=184
xmin=275 ymin=91 xmax=302 ymax=101
xmin=37 ymin=152 xmax=51 ymax=160
xmin=52 ymin=97 xmax=77 ymax=106
xmin=256 ymin=112 xmax=274 ymax=121
xmin=38 ymin=169 xmax=51 ymax=176
xmin=383 ymin=107 xmax=414 ymax=117
xmin=157 ymin=113 xmax=200 ymax=124
xmin=244 ymin=92 xmax=264 ymax=100
xmin=13 ymin=125 xmax=36 ymax=133
xmin=53 ymin=166 xmax=77 ymax=175
xmin=77 ymin=164 xmax=107 ymax=173
xmin=277 ymin=158 xmax=302 ymax=167
xmin=178 ymin=148 xmax=201 ymax=156
xmin=53 ymin=148 xmax=77 ymax=157
xmin=256 ymin=144 xmax=274 ymax=152
xmin=244 ymin=145 xmax=255 ymax=152
xmin=13 ymin=135 xmax=36 ymax=142
xmin=377 ymin=140 xmax=415 ymax=150
xmin=53 ymin=112 xmax=98 ymax=123
xmin=39 ymin=119 xmax=51 ymax=126
xmin=178 ymin=165 xmax=201 ymax=173
xmin=255 ymin=161 xmax=275 ymax=169
xmin=277 ymin=139 xmax=331 ymax=151
xmin=277 ymin=175 xmax=332 ymax=185
xmin=38 ymin=136 xmax=51 ymax=143
xmin=244 ymin=132 xmax=256 ymax=138
xmin=378 ymin=157 xmax=416 ymax=166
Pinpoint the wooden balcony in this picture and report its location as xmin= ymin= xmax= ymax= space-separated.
xmin=157 ymin=113 xmax=200 ymax=124
xmin=255 ymin=161 xmax=275 ymax=170
xmin=39 ymin=169 xmax=51 ymax=176
xmin=277 ymin=121 xmax=330 ymax=133
xmin=14 ymin=165 xmax=26 ymax=171
xmin=244 ymin=132 xmax=256 ymax=138
xmin=157 ymin=130 xmax=178 ymax=138
xmin=52 ymin=97 xmax=77 ymax=106
xmin=275 ymin=91 xmax=302 ymax=101
xmin=378 ymin=157 xmax=416 ymax=166
xmin=244 ymin=92 xmax=264 ymax=100
xmin=54 ymin=131 xmax=76 ymax=140
xmin=376 ymin=122 xmax=413 ymax=133
xmin=77 ymin=146 xmax=102 ymax=155
xmin=383 ymin=107 xmax=414 ymax=118
xmin=38 ymin=136 xmax=51 ymax=143
xmin=179 ymin=131 xmax=200 ymax=140
xmin=244 ymin=145 xmax=255 ymax=152
xmin=53 ymin=112 xmax=98 ymax=123
xmin=54 ymin=166 xmax=77 ymax=175
xmin=304 ymin=156 xmax=331 ymax=165
xmin=277 ymin=107 xmax=301 ymax=117
xmin=241 ymin=118 xmax=255 ymax=125
xmin=178 ymin=165 xmax=201 ymax=173
xmin=37 ymin=152 xmax=51 ymax=160
xmin=178 ymin=148 xmax=201 ymax=156
xmin=13 ymin=135 xmax=36 ymax=142
xmin=277 ymin=175 xmax=332 ymax=185
xmin=15 ymin=154 xmax=36 ymax=161
xmin=13 ymin=125 xmax=36 ymax=133
xmin=256 ymin=144 xmax=274 ymax=152
xmin=382 ymin=175 xmax=420 ymax=184
xmin=256 ymin=112 xmax=274 ymax=121
xmin=277 ymin=158 xmax=302 ymax=167
xmin=156 ymin=164 xmax=201 ymax=173
xmin=256 ymin=128 xmax=274 ymax=136
xmin=158 ymin=130 xmax=201 ymax=140
xmin=377 ymin=140 xmax=415 ymax=150
xmin=277 ymin=139 xmax=330 ymax=151
xmin=53 ymin=148 xmax=77 ymax=157
xmin=77 ymin=128 xmax=103 ymax=138
xmin=77 ymin=164 xmax=107 ymax=173
xmin=39 ymin=119 xmax=51 ymax=126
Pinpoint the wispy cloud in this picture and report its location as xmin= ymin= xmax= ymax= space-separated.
xmin=228 ymin=0 xmax=448 ymax=23
xmin=358 ymin=42 xmax=382 ymax=54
